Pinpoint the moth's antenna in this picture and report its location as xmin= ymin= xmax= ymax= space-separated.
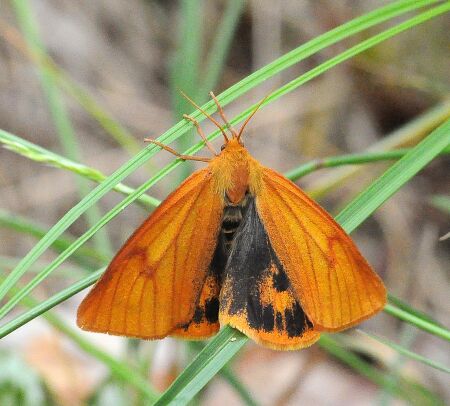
xmin=144 ymin=138 xmax=211 ymax=162
xmin=209 ymin=92 xmax=238 ymax=138
xmin=179 ymin=90 xmax=229 ymax=143
xmin=237 ymin=94 xmax=271 ymax=140
xmin=182 ymin=114 xmax=218 ymax=156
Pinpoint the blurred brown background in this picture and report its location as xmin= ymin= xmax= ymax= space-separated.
xmin=0 ymin=0 xmax=449 ymax=405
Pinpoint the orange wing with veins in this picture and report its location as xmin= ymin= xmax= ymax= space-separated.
xmin=77 ymin=168 xmax=224 ymax=339
xmin=256 ymin=168 xmax=386 ymax=331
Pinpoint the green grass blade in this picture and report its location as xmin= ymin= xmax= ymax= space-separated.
xmin=361 ymin=331 xmax=450 ymax=374
xmin=306 ymin=100 xmax=450 ymax=199
xmin=0 ymin=272 xmax=157 ymax=401
xmin=0 ymin=256 xmax=84 ymax=279
xmin=10 ymin=0 xmax=112 ymax=255
xmin=388 ymin=294 xmax=442 ymax=327
xmin=0 ymin=209 xmax=107 ymax=266
xmin=219 ymin=368 xmax=259 ymax=406
xmin=171 ymin=0 xmax=202 ymax=110
xmin=189 ymin=341 xmax=259 ymax=406
xmin=336 ymin=118 xmax=450 ymax=231
xmin=153 ymin=327 xmax=247 ymax=406
xmin=153 ymin=117 xmax=450 ymax=405
xmin=170 ymin=0 xmax=203 ymax=178
xmin=0 ymin=0 xmax=439 ymax=306
xmin=318 ymin=335 xmax=444 ymax=405
xmin=384 ymin=304 xmax=450 ymax=341
xmin=198 ymin=0 xmax=247 ymax=98
xmin=263 ymin=3 xmax=450 ymax=127
xmin=430 ymin=195 xmax=450 ymax=214
xmin=0 ymin=269 xmax=104 ymax=338
xmin=286 ymin=146 xmax=450 ymax=180
xmin=208 ymin=0 xmax=443 ymax=110
xmin=0 ymin=128 xmax=160 ymax=209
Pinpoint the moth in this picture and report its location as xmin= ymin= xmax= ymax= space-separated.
xmin=77 ymin=92 xmax=386 ymax=350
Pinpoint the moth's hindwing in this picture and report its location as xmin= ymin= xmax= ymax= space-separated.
xmin=219 ymin=198 xmax=320 ymax=350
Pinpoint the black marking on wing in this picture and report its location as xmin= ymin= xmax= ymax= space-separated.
xmin=177 ymin=269 xmax=220 ymax=332
xmin=220 ymin=198 xmax=314 ymax=338
xmin=204 ymin=297 xmax=220 ymax=323
xmin=174 ymin=193 xmax=250 ymax=334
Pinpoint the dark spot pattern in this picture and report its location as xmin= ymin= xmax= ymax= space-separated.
xmin=204 ymin=298 xmax=219 ymax=323
xmin=276 ymin=312 xmax=284 ymax=331
xmin=192 ymin=307 xmax=204 ymax=324
xmin=220 ymin=198 xmax=314 ymax=338
xmin=272 ymin=269 xmax=290 ymax=292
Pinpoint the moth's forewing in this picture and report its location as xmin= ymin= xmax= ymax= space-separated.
xmin=77 ymin=168 xmax=224 ymax=339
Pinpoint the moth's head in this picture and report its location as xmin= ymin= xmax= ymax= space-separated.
xmin=220 ymin=137 xmax=244 ymax=153
xmin=180 ymin=90 xmax=268 ymax=159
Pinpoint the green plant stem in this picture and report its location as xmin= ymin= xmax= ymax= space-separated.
xmin=0 ymin=14 xmax=144 ymax=156
xmin=0 ymin=128 xmax=161 ymax=210
xmin=170 ymin=0 xmax=203 ymax=179
xmin=377 ymin=325 xmax=417 ymax=406
xmin=10 ymin=0 xmax=112 ymax=255
xmin=307 ymin=99 xmax=450 ymax=198
xmin=153 ymin=328 xmax=247 ymax=406
xmin=219 ymin=367 xmax=259 ymax=406
xmin=318 ymin=335 xmax=443 ymax=405
xmin=335 ymin=117 xmax=450 ymax=232
xmin=0 ymin=255 xmax=84 ymax=278
xmin=189 ymin=341 xmax=258 ymax=406
xmin=359 ymin=330 xmax=450 ymax=374
xmin=207 ymin=0 xmax=444 ymax=114
xmin=197 ymin=0 xmax=247 ymax=98
xmin=0 ymin=209 xmax=107 ymax=266
xmin=0 ymin=0 xmax=440 ymax=307
xmin=286 ymin=146 xmax=450 ymax=180
xmin=388 ymin=294 xmax=442 ymax=326
xmin=430 ymin=195 xmax=450 ymax=214
xmin=384 ymin=304 xmax=450 ymax=341
xmin=0 ymin=268 xmax=105 ymax=338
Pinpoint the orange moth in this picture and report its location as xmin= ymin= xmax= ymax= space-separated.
xmin=77 ymin=92 xmax=386 ymax=350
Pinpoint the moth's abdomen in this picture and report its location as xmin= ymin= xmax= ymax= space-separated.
xmin=221 ymin=192 xmax=250 ymax=253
